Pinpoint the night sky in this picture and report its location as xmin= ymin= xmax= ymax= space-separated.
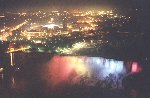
xmin=0 ymin=0 xmax=150 ymax=10
xmin=0 ymin=0 xmax=150 ymax=9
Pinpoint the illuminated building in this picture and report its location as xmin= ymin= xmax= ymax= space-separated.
xmin=22 ymin=31 xmax=48 ymax=38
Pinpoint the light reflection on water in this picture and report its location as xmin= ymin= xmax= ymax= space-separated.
xmin=44 ymin=55 xmax=126 ymax=88
xmin=0 ymin=54 xmax=141 ymax=98
xmin=0 ymin=55 xmax=127 ymax=89
xmin=11 ymin=76 xmax=16 ymax=88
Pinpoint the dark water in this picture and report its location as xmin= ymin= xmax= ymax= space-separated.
xmin=0 ymin=52 xmax=147 ymax=98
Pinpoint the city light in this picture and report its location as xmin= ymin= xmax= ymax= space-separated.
xmin=0 ymin=0 xmax=149 ymax=97
xmin=43 ymin=24 xmax=59 ymax=29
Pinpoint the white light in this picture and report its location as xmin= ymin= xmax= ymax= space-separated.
xmin=43 ymin=24 xmax=59 ymax=29
xmin=88 ymin=57 xmax=125 ymax=78
xmin=0 ymin=68 xmax=3 ymax=72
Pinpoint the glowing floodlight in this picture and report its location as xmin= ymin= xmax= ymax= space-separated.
xmin=43 ymin=24 xmax=59 ymax=29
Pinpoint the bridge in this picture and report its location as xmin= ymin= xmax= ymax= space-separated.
xmin=6 ymin=47 xmax=30 ymax=53
xmin=6 ymin=47 xmax=30 ymax=66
